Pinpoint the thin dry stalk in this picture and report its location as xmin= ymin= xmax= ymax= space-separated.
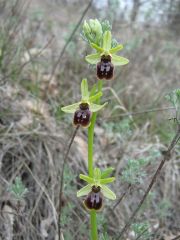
xmin=58 ymin=126 xmax=79 ymax=240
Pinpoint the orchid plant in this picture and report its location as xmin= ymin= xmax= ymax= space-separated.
xmin=61 ymin=19 xmax=129 ymax=240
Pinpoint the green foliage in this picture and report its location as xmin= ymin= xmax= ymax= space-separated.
xmin=100 ymin=232 xmax=111 ymax=240
xmin=8 ymin=177 xmax=28 ymax=200
xmin=156 ymin=199 xmax=171 ymax=220
xmin=121 ymin=149 xmax=161 ymax=185
xmin=131 ymin=222 xmax=151 ymax=240
xmin=165 ymin=89 xmax=180 ymax=122
xmin=121 ymin=159 xmax=147 ymax=184
xmin=103 ymin=118 xmax=133 ymax=140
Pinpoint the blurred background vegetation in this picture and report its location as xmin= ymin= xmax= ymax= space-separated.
xmin=0 ymin=0 xmax=180 ymax=239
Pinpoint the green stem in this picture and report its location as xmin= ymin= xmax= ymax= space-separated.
xmin=88 ymin=80 xmax=103 ymax=240
xmin=90 ymin=210 xmax=98 ymax=240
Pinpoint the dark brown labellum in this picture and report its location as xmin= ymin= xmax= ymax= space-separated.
xmin=73 ymin=103 xmax=91 ymax=127
xmin=97 ymin=55 xmax=114 ymax=80
xmin=84 ymin=186 xmax=103 ymax=211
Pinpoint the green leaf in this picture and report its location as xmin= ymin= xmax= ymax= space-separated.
xmin=90 ymin=43 xmax=104 ymax=53
xmin=89 ymin=102 xmax=108 ymax=112
xmin=101 ymin=167 xmax=114 ymax=178
xmin=85 ymin=53 xmax=100 ymax=64
xmin=61 ymin=102 xmax=80 ymax=113
xmin=109 ymin=44 xmax=123 ymax=54
xmin=100 ymin=177 xmax=115 ymax=184
xmin=79 ymin=174 xmax=94 ymax=184
xmin=89 ymin=92 xmax=102 ymax=102
xmin=93 ymin=168 xmax=101 ymax=180
xmin=101 ymin=185 xmax=116 ymax=200
xmin=103 ymin=31 xmax=112 ymax=51
xmin=81 ymin=78 xmax=89 ymax=100
xmin=77 ymin=184 xmax=91 ymax=197
xmin=111 ymin=54 xmax=129 ymax=66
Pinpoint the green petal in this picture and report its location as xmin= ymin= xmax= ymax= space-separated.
xmin=90 ymin=43 xmax=104 ymax=53
xmin=85 ymin=53 xmax=100 ymax=64
xmin=101 ymin=185 xmax=116 ymax=200
xmin=77 ymin=184 xmax=91 ymax=197
xmin=103 ymin=31 xmax=112 ymax=51
xmin=101 ymin=167 xmax=114 ymax=178
xmin=81 ymin=78 xmax=89 ymax=100
xmin=100 ymin=177 xmax=115 ymax=184
xmin=61 ymin=102 xmax=80 ymax=113
xmin=89 ymin=92 xmax=102 ymax=102
xmin=109 ymin=44 xmax=123 ymax=54
xmin=79 ymin=174 xmax=94 ymax=184
xmin=89 ymin=84 xmax=97 ymax=97
xmin=89 ymin=102 xmax=108 ymax=113
xmin=111 ymin=54 xmax=129 ymax=66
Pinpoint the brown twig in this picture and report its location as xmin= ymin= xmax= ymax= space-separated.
xmin=58 ymin=125 xmax=79 ymax=240
xmin=116 ymin=124 xmax=180 ymax=240
xmin=49 ymin=0 xmax=93 ymax=81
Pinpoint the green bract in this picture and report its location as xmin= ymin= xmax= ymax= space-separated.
xmin=61 ymin=79 xmax=107 ymax=114
xmin=85 ymin=30 xmax=129 ymax=66
xmin=77 ymin=167 xmax=116 ymax=200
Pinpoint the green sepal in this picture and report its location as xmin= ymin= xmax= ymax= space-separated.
xmin=100 ymin=177 xmax=115 ymax=184
xmin=111 ymin=54 xmax=129 ymax=66
xmin=85 ymin=53 xmax=100 ymax=64
xmin=103 ymin=31 xmax=112 ymax=51
xmin=79 ymin=174 xmax=93 ymax=184
xmin=89 ymin=102 xmax=108 ymax=112
xmin=101 ymin=185 xmax=116 ymax=200
xmin=101 ymin=167 xmax=114 ymax=178
xmin=89 ymin=92 xmax=102 ymax=102
xmin=109 ymin=44 xmax=123 ymax=54
xmin=93 ymin=168 xmax=101 ymax=180
xmin=90 ymin=43 xmax=104 ymax=53
xmin=81 ymin=78 xmax=89 ymax=100
xmin=61 ymin=102 xmax=80 ymax=113
xmin=77 ymin=184 xmax=91 ymax=197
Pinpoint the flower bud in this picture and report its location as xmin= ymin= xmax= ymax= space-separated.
xmin=84 ymin=186 xmax=103 ymax=211
xmin=83 ymin=20 xmax=91 ymax=35
xmin=89 ymin=19 xmax=102 ymax=43
xmin=97 ymin=55 xmax=114 ymax=80
xmin=73 ymin=103 xmax=91 ymax=128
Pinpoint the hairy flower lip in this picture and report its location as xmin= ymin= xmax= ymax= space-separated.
xmin=73 ymin=102 xmax=92 ymax=127
xmin=97 ymin=55 xmax=114 ymax=80
xmin=83 ymin=185 xmax=103 ymax=211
